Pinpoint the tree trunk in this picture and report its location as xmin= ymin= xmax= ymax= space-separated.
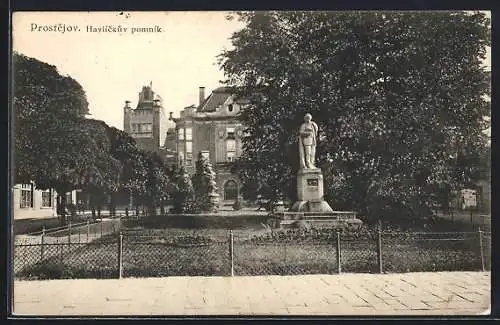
xmin=91 ymin=208 xmax=96 ymax=220
xmin=109 ymin=192 xmax=116 ymax=217
xmin=148 ymin=199 xmax=156 ymax=216
xmin=56 ymin=190 xmax=68 ymax=226
xmin=135 ymin=204 xmax=140 ymax=217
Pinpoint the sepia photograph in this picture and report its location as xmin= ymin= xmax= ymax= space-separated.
xmin=10 ymin=10 xmax=491 ymax=316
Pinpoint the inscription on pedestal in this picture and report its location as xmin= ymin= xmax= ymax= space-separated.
xmin=297 ymin=169 xmax=323 ymax=202
xmin=307 ymin=179 xmax=319 ymax=187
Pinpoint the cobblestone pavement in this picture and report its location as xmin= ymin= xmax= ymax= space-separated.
xmin=13 ymin=272 xmax=490 ymax=316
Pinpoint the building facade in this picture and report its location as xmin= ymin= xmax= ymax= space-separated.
xmin=12 ymin=183 xmax=77 ymax=220
xmin=123 ymin=83 xmax=162 ymax=153
xmin=169 ymin=87 xmax=248 ymax=203
xmin=161 ymin=127 xmax=177 ymax=167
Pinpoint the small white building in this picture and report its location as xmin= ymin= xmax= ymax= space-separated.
xmin=12 ymin=182 xmax=77 ymax=220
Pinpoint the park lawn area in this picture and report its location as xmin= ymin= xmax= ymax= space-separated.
xmin=15 ymin=227 xmax=487 ymax=280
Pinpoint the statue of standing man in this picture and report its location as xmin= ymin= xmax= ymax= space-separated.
xmin=298 ymin=113 xmax=318 ymax=169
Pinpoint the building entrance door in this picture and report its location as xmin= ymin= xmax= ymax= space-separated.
xmin=224 ymin=180 xmax=238 ymax=201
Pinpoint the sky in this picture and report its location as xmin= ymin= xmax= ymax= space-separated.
xmin=13 ymin=11 xmax=246 ymax=144
xmin=13 ymin=11 xmax=491 ymax=145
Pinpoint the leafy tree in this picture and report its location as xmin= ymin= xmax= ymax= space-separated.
xmin=120 ymin=147 xmax=148 ymax=216
xmin=105 ymin=126 xmax=143 ymax=215
xmin=219 ymin=11 xmax=490 ymax=222
xmin=79 ymin=119 xmax=122 ymax=219
xmin=128 ymin=150 xmax=167 ymax=216
xmin=171 ymin=165 xmax=196 ymax=214
xmin=192 ymin=152 xmax=219 ymax=212
xmin=13 ymin=52 xmax=88 ymax=185
xmin=29 ymin=118 xmax=114 ymax=224
xmin=12 ymin=53 xmax=126 ymax=224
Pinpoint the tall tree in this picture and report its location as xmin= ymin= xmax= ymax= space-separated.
xmin=29 ymin=118 xmax=114 ymax=224
xmin=219 ymin=11 xmax=490 ymax=222
xmin=13 ymin=52 xmax=89 ymax=185
xmin=12 ymin=53 xmax=125 ymax=224
xmin=137 ymin=151 xmax=170 ymax=216
xmin=105 ymin=126 xmax=141 ymax=215
xmin=79 ymin=119 xmax=122 ymax=219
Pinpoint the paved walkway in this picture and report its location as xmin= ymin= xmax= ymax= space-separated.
xmin=13 ymin=272 xmax=490 ymax=316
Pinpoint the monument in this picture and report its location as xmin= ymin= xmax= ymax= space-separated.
xmin=282 ymin=113 xmax=362 ymax=228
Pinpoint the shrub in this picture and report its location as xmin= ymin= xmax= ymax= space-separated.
xmin=233 ymin=199 xmax=242 ymax=211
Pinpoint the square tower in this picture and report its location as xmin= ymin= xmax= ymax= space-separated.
xmin=123 ymin=83 xmax=162 ymax=152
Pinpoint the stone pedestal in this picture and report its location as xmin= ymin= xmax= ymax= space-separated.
xmin=289 ymin=168 xmax=334 ymax=213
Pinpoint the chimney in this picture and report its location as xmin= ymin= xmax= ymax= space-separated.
xmin=124 ymin=100 xmax=131 ymax=108
xmin=199 ymin=86 xmax=205 ymax=107
xmin=169 ymin=112 xmax=173 ymax=120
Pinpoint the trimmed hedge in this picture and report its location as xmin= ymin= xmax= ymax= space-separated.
xmin=122 ymin=213 xmax=279 ymax=230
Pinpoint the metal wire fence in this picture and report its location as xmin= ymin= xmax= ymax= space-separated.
xmin=13 ymin=227 xmax=491 ymax=280
xmin=13 ymin=217 xmax=122 ymax=274
xmin=15 ymin=217 xmax=122 ymax=245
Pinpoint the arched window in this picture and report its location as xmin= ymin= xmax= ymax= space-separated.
xmin=224 ymin=180 xmax=238 ymax=201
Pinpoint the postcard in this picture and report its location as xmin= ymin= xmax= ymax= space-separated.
xmin=11 ymin=10 xmax=491 ymax=317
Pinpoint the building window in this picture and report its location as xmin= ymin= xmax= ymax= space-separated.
xmin=226 ymin=127 xmax=235 ymax=139
xmin=132 ymin=123 xmax=138 ymax=132
xmin=186 ymin=153 xmax=193 ymax=166
xmin=178 ymin=128 xmax=184 ymax=140
xmin=185 ymin=141 xmax=193 ymax=166
xmin=20 ymin=183 xmax=33 ymax=208
xmin=41 ymin=189 xmax=52 ymax=208
xmin=66 ymin=192 xmax=73 ymax=205
xmin=201 ymin=150 xmax=210 ymax=160
xmin=226 ymin=139 xmax=236 ymax=162
xmin=142 ymin=123 xmax=152 ymax=132
xmin=228 ymin=104 xmax=234 ymax=112
xmin=186 ymin=141 xmax=192 ymax=154
xmin=179 ymin=152 xmax=185 ymax=165
xmin=186 ymin=127 xmax=192 ymax=141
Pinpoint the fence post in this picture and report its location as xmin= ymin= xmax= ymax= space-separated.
xmin=100 ymin=220 xmax=103 ymax=237
xmin=336 ymin=231 xmax=341 ymax=274
xmin=118 ymin=232 xmax=123 ymax=279
xmin=86 ymin=220 xmax=90 ymax=242
xmin=478 ymin=227 xmax=485 ymax=272
xmin=284 ymin=243 xmax=287 ymax=265
xmin=40 ymin=227 xmax=45 ymax=261
xmin=59 ymin=242 xmax=64 ymax=264
xmin=229 ymin=230 xmax=234 ymax=277
xmin=377 ymin=222 xmax=383 ymax=274
xmin=68 ymin=220 xmax=72 ymax=244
